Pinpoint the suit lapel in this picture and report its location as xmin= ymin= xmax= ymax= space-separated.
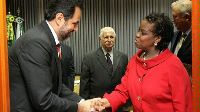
xmin=41 ymin=21 xmax=62 ymax=94
xmin=113 ymin=50 xmax=120 ymax=74
xmin=96 ymin=48 xmax=112 ymax=74
xmin=178 ymin=31 xmax=191 ymax=56
xmin=171 ymin=31 xmax=181 ymax=52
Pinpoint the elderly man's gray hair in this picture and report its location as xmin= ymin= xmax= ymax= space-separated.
xmin=171 ymin=0 xmax=192 ymax=14
xmin=99 ymin=27 xmax=116 ymax=37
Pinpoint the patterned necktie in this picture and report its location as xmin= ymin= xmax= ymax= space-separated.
xmin=56 ymin=43 xmax=62 ymax=60
xmin=106 ymin=53 xmax=113 ymax=73
xmin=174 ymin=33 xmax=187 ymax=55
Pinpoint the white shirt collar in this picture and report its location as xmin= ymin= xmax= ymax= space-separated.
xmin=183 ymin=28 xmax=191 ymax=36
xmin=46 ymin=20 xmax=60 ymax=45
xmin=101 ymin=47 xmax=113 ymax=56
xmin=102 ymin=47 xmax=113 ymax=64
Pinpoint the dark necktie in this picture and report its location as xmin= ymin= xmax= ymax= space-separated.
xmin=106 ymin=53 xmax=113 ymax=73
xmin=56 ymin=43 xmax=62 ymax=60
xmin=174 ymin=33 xmax=187 ymax=55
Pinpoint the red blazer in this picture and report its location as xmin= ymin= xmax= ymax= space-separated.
xmin=104 ymin=49 xmax=192 ymax=112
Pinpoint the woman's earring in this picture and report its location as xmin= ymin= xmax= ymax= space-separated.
xmin=154 ymin=43 xmax=157 ymax=46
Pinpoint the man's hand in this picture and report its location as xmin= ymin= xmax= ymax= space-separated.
xmin=93 ymin=98 xmax=110 ymax=111
xmin=77 ymin=98 xmax=102 ymax=112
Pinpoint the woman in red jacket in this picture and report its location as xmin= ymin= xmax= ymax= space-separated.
xmin=95 ymin=13 xmax=192 ymax=112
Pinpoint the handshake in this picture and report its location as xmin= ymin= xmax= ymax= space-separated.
xmin=77 ymin=98 xmax=110 ymax=112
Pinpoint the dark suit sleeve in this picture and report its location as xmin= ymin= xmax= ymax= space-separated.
xmin=79 ymin=55 xmax=91 ymax=99
xmin=118 ymin=53 xmax=128 ymax=76
xmin=61 ymin=45 xmax=75 ymax=91
xmin=124 ymin=54 xmax=128 ymax=69
xmin=19 ymin=39 xmax=79 ymax=112
xmin=60 ymin=84 xmax=82 ymax=101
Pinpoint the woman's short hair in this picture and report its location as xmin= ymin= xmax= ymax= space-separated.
xmin=145 ymin=13 xmax=174 ymax=51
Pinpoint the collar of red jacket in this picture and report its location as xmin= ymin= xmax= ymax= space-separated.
xmin=135 ymin=49 xmax=173 ymax=69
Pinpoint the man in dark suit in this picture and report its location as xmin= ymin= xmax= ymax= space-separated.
xmin=9 ymin=0 xmax=95 ymax=112
xmin=61 ymin=44 xmax=75 ymax=91
xmin=80 ymin=27 xmax=128 ymax=111
xmin=170 ymin=0 xmax=192 ymax=76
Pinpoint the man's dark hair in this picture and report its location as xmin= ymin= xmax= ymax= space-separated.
xmin=44 ymin=0 xmax=83 ymax=21
xmin=145 ymin=13 xmax=174 ymax=51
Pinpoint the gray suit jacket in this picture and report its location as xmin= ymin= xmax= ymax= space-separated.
xmin=170 ymin=31 xmax=192 ymax=65
xmin=170 ymin=31 xmax=192 ymax=75
xmin=80 ymin=47 xmax=128 ymax=99
xmin=9 ymin=21 xmax=82 ymax=112
xmin=61 ymin=44 xmax=75 ymax=91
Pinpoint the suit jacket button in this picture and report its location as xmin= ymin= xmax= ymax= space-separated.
xmin=143 ymin=63 xmax=147 ymax=67
xmin=137 ymin=96 xmax=142 ymax=102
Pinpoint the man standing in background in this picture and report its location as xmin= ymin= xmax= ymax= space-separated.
xmin=170 ymin=0 xmax=192 ymax=76
xmin=80 ymin=27 xmax=128 ymax=111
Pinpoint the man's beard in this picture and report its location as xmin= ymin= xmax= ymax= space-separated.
xmin=59 ymin=26 xmax=72 ymax=41
xmin=61 ymin=31 xmax=71 ymax=41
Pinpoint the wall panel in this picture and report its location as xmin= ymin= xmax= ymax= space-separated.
xmin=0 ymin=0 xmax=10 ymax=111
xmin=69 ymin=0 xmax=175 ymax=73
xmin=192 ymin=0 xmax=200 ymax=111
xmin=7 ymin=0 xmax=175 ymax=73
